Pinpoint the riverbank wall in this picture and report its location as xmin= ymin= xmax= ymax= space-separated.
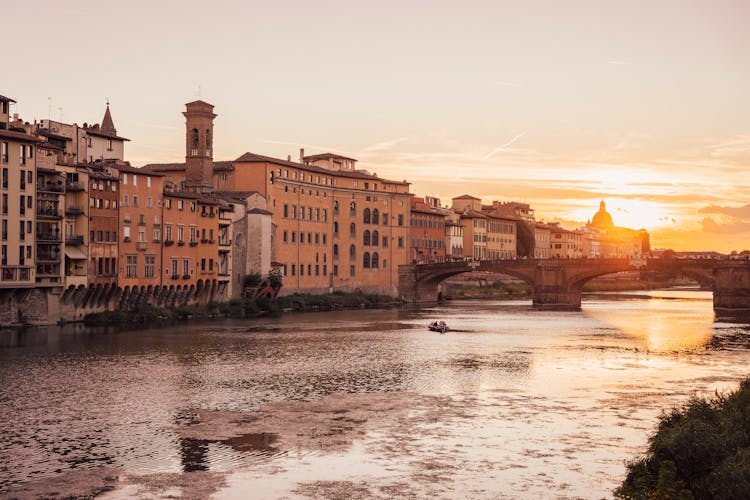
xmin=0 ymin=282 xmax=228 ymax=327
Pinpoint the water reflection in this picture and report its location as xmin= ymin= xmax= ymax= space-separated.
xmin=583 ymin=290 xmax=714 ymax=352
xmin=2 ymin=292 xmax=750 ymax=498
xmin=180 ymin=433 xmax=279 ymax=472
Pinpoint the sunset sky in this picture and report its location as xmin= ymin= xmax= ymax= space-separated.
xmin=5 ymin=1 xmax=749 ymax=252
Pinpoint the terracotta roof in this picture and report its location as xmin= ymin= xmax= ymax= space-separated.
xmin=0 ymin=129 xmax=40 ymax=143
xmin=453 ymin=194 xmax=481 ymax=200
xmin=235 ymin=152 xmax=409 ymax=184
xmin=84 ymin=127 xmax=130 ymax=141
xmin=163 ymin=191 xmax=220 ymax=205
xmin=247 ymin=208 xmax=274 ymax=215
xmin=213 ymin=190 xmax=261 ymax=202
xmin=459 ymin=209 xmax=489 ymax=219
xmin=303 ymin=152 xmax=358 ymax=162
xmin=0 ymin=95 xmax=16 ymax=103
xmin=100 ymin=104 xmax=117 ymax=136
xmin=112 ymin=164 xmax=164 ymax=177
xmin=141 ymin=160 xmax=233 ymax=172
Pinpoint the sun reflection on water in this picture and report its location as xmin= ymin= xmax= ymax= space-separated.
xmin=584 ymin=291 xmax=714 ymax=352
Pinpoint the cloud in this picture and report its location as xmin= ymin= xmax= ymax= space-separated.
xmin=483 ymin=132 xmax=526 ymax=160
xmin=359 ymin=137 xmax=408 ymax=153
xmin=698 ymin=204 xmax=750 ymax=219
xmin=701 ymin=217 xmax=750 ymax=234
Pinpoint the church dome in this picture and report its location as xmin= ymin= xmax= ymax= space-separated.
xmin=591 ymin=200 xmax=614 ymax=228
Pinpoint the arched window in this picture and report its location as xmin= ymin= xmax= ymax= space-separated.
xmin=372 ymin=230 xmax=379 ymax=246
xmin=372 ymin=209 xmax=379 ymax=225
xmin=333 ymin=244 xmax=339 ymax=257
xmin=333 ymin=221 xmax=339 ymax=235
xmin=350 ymin=222 xmax=356 ymax=237
xmin=372 ymin=252 xmax=379 ymax=268
xmin=363 ymin=208 xmax=371 ymax=224
xmin=334 ymin=200 xmax=339 ymax=214
xmin=350 ymin=201 xmax=356 ymax=215
xmin=191 ymin=128 xmax=199 ymax=149
xmin=363 ymin=230 xmax=371 ymax=246
xmin=363 ymin=252 xmax=371 ymax=268
xmin=205 ymin=129 xmax=212 ymax=148
xmin=349 ymin=244 xmax=356 ymax=258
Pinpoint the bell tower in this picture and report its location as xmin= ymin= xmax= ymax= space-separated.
xmin=183 ymin=100 xmax=216 ymax=192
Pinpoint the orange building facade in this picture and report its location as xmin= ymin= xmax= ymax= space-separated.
xmin=410 ymin=197 xmax=446 ymax=263
xmin=145 ymin=102 xmax=413 ymax=296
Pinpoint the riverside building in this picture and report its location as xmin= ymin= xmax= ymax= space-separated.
xmin=145 ymin=101 xmax=413 ymax=296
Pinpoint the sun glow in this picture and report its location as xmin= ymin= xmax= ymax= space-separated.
xmin=569 ymin=198 xmax=674 ymax=231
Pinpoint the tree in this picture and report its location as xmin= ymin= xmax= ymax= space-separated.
xmin=516 ymin=221 xmax=535 ymax=257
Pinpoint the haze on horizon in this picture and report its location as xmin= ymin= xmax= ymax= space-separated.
xmin=4 ymin=0 xmax=749 ymax=252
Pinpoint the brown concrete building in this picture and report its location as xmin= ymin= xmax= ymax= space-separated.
xmin=0 ymin=95 xmax=37 ymax=288
xmin=145 ymin=101 xmax=413 ymax=296
xmin=88 ymin=167 xmax=119 ymax=286
xmin=410 ymin=197 xmax=446 ymax=263
xmin=549 ymin=223 xmax=583 ymax=258
xmin=116 ymin=164 xmax=165 ymax=289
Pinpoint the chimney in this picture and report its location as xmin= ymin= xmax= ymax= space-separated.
xmin=287 ymin=155 xmax=291 ymax=161
xmin=299 ymin=148 xmax=305 ymax=163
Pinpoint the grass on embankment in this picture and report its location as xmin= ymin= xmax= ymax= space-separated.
xmin=83 ymin=291 xmax=399 ymax=326
xmin=615 ymin=377 xmax=750 ymax=499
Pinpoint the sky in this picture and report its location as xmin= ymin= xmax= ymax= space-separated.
xmin=4 ymin=0 xmax=749 ymax=252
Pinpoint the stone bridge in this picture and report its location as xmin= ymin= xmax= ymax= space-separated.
xmin=398 ymin=258 xmax=750 ymax=314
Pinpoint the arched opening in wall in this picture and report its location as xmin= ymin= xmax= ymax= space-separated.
xmin=582 ymin=270 xmax=703 ymax=293
xmin=440 ymin=271 xmax=531 ymax=300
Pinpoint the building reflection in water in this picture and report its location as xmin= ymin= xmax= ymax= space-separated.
xmin=179 ymin=433 xmax=279 ymax=472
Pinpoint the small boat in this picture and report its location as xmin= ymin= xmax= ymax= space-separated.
xmin=429 ymin=320 xmax=449 ymax=333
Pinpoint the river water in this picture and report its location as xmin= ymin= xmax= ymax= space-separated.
xmin=1 ymin=290 xmax=749 ymax=498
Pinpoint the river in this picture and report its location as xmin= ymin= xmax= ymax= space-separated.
xmin=1 ymin=290 xmax=749 ymax=498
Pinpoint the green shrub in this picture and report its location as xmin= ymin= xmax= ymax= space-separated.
xmin=616 ymin=378 xmax=750 ymax=499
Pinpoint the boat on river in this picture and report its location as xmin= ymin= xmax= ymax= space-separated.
xmin=429 ymin=321 xmax=449 ymax=333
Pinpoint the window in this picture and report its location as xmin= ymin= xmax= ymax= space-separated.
xmin=165 ymin=224 xmax=172 ymax=241
xmin=398 ymin=237 xmax=404 ymax=248
xmin=383 ymin=213 xmax=388 ymax=225
xmin=350 ymin=264 xmax=355 ymax=277
xmin=398 ymin=214 xmax=404 ymax=226
xmin=363 ymin=230 xmax=370 ymax=246
xmin=190 ymin=226 xmax=197 ymax=243
xmin=178 ymin=200 xmax=183 ymax=211
xmin=1 ymin=168 xmax=7 ymax=188
xmin=333 ymin=244 xmax=338 ymax=257
xmin=333 ymin=221 xmax=338 ymax=235
xmin=182 ymin=259 xmax=189 ymax=276
xmin=284 ymin=204 xmax=288 ymax=218
xmin=133 ymin=196 xmax=139 ymax=208
xmin=1 ymin=194 xmax=5 ymax=214
xmin=171 ymin=259 xmax=178 ymax=277
xmin=372 ymin=230 xmax=379 ymax=246
xmin=350 ymin=201 xmax=356 ymax=215
xmin=333 ymin=264 xmax=338 ymax=276
xmin=382 ymin=235 xmax=388 ymax=247
xmin=177 ymin=226 xmax=184 ymax=243
xmin=372 ymin=209 xmax=379 ymax=225
xmin=333 ymin=200 xmax=339 ymax=214
xmin=364 ymin=208 xmax=371 ymax=224
xmin=372 ymin=252 xmax=379 ymax=268
xmin=138 ymin=229 xmax=145 ymax=242
xmin=363 ymin=252 xmax=370 ymax=268
xmin=283 ymin=230 xmax=288 ymax=243
xmin=349 ymin=244 xmax=356 ymax=259
xmin=126 ymin=255 xmax=137 ymax=277
xmin=350 ymin=222 xmax=356 ymax=237
xmin=0 ymin=142 xmax=7 ymax=163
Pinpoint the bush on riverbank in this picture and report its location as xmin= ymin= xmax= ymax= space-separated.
xmin=82 ymin=292 xmax=397 ymax=325
xmin=275 ymin=291 xmax=398 ymax=311
xmin=615 ymin=377 xmax=750 ymax=499
xmin=443 ymin=281 xmax=530 ymax=300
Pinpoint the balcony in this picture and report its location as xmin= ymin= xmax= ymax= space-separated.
xmin=190 ymin=241 xmax=198 ymax=247
xmin=136 ymin=241 xmax=148 ymax=251
xmin=65 ymin=181 xmax=85 ymax=192
xmin=182 ymin=274 xmax=191 ymax=280
xmin=37 ymin=233 xmax=62 ymax=243
xmin=37 ymin=208 xmax=62 ymax=219
xmin=123 ymin=236 xmax=131 ymax=243
xmin=66 ymin=235 xmax=84 ymax=246
xmin=37 ymin=253 xmax=61 ymax=263
xmin=177 ymin=241 xmax=185 ymax=246
xmin=38 ymin=183 xmax=64 ymax=194
xmin=0 ymin=266 xmax=32 ymax=285
xmin=65 ymin=206 xmax=84 ymax=216
xmin=123 ymin=215 xmax=131 ymax=223
xmin=164 ymin=240 xmax=174 ymax=246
